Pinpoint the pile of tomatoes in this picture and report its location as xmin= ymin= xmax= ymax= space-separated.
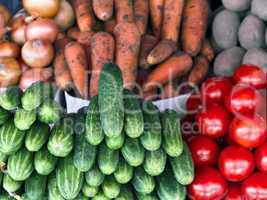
xmin=184 ymin=64 xmax=267 ymax=200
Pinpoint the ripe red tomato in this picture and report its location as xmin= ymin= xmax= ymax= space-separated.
xmin=255 ymin=143 xmax=267 ymax=173
xmin=229 ymin=115 xmax=267 ymax=148
xmin=242 ymin=173 xmax=267 ymax=200
xmin=225 ymin=184 xmax=242 ymax=200
xmin=188 ymin=167 xmax=228 ymax=200
xmin=219 ymin=146 xmax=255 ymax=182
xmin=186 ymin=93 xmax=202 ymax=115
xmin=233 ymin=64 xmax=266 ymax=89
xmin=196 ymin=104 xmax=231 ymax=138
xmin=225 ymin=84 xmax=264 ymax=117
xmin=188 ymin=136 xmax=219 ymax=167
xmin=201 ymin=77 xmax=232 ymax=105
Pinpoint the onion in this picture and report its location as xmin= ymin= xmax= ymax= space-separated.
xmin=0 ymin=41 xmax=20 ymax=58
xmin=22 ymin=40 xmax=55 ymax=68
xmin=0 ymin=4 xmax=11 ymax=26
xmin=18 ymin=58 xmax=30 ymax=72
xmin=25 ymin=18 xmax=59 ymax=43
xmin=10 ymin=11 xmax=28 ymax=45
xmin=0 ymin=57 xmax=21 ymax=87
xmin=54 ymin=0 xmax=75 ymax=30
xmin=22 ymin=0 xmax=60 ymax=18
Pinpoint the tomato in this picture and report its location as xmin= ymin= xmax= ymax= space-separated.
xmin=242 ymin=173 xmax=267 ymax=200
xmin=188 ymin=136 xmax=219 ymax=167
xmin=196 ymin=104 xmax=231 ymax=138
xmin=201 ymin=77 xmax=232 ymax=105
xmin=225 ymin=184 xmax=242 ymax=200
xmin=255 ymin=143 xmax=267 ymax=173
xmin=186 ymin=93 xmax=202 ymax=115
xmin=225 ymin=84 xmax=264 ymax=117
xmin=233 ymin=64 xmax=266 ymax=89
xmin=218 ymin=146 xmax=255 ymax=182
xmin=188 ymin=167 xmax=228 ymax=200
xmin=229 ymin=115 xmax=267 ymax=148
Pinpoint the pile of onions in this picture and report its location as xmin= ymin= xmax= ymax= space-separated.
xmin=10 ymin=10 xmax=28 ymax=45
xmin=54 ymin=0 xmax=75 ymax=30
xmin=0 ymin=58 xmax=21 ymax=87
xmin=0 ymin=41 xmax=20 ymax=58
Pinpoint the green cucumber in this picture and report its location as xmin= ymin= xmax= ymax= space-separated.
xmin=0 ymin=86 xmax=21 ymax=111
xmin=115 ymin=185 xmax=134 ymax=200
xmin=38 ymin=100 xmax=62 ymax=124
xmin=82 ymin=183 xmax=98 ymax=198
xmin=14 ymin=108 xmax=36 ymax=130
xmin=105 ymin=133 xmax=125 ymax=150
xmin=92 ymin=191 xmax=109 ymax=200
xmin=48 ymin=172 xmax=65 ymax=200
xmin=85 ymin=165 xmax=105 ymax=187
xmin=102 ymin=176 xmax=121 ymax=199
xmin=114 ymin=158 xmax=133 ymax=184
xmin=0 ymin=107 xmax=10 ymax=125
xmin=0 ymin=151 xmax=7 ymax=163
xmin=132 ymin=167 xmax=155 ymax=194
xmin=136 ymin=192 xmax=159 ymax=200
xmin=2 ymin=174 xmax=22 ymax=193
xmin=25 ymin=171 xmax=47 ymax=200
xmin=74 ymin=194 xmax=88 ymax=200
xmin=0 ymin=195 xmax=15 ymax=200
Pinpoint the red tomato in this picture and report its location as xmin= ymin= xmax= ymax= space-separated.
xmin=188 ymin=136 xmax=219 ymax=167
xmin=218 ymin=146 xmax=255 ymax=182
xmin=201 ymin=77 xmax=232 ymax=105
xmin=255 ymin=143 xmax=267 ymax=173
xmin=186 ymin=93 xmax=202 ymax=115
xmin=225 ymin=84 xmax=264 ymax=117
xmin=233 ymin=64 xmax=266 ymax=89
xmin=196 ymin=104 xmax=231 ymax=138
xmin=188 ymin=167 xmax=228 ymax=200
xmin=229 ymin=115 xmax=267 ymax=148
xmin=225 ymin=184 xmax=242 ymax=200
xmin=242 ymin=173 xmax=267 ymax=200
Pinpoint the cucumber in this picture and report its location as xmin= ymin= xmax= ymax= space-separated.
xmin=85 ymin=165 xmax=105 ymax=187
xmin=14 ymin=108 xmax=36 ymax=130
xmin=114 ymin=158 xmax=133 ymax=184
xmin=7 ymin=147 xmax=33 ymax=181
xmin=0 ymin=195 xmax=15 ymax=200
xmin=25 ymin=171 xmax=47 ymax=200
xmin=98 ymin=63 xmax=124 ymax=138
xmin=34 ymin=146 xmax=57 ymax=175
xmin=56 ymin=154 xmax=84 ymax=200
xmin=85 ymin=96 xmax=104 ymax=145
xmin=105 ymin=133 xmax=125 ymax=150
xmin=92 ymin=191 xmax=109 ymax=200
xmin=115 ymin=185 xmax=134 ymax=200
xmin=25 ymin=122 xmax=50 ymax=152
xmin=140 ymin=101 xmax=162 ymax=151
xmin=0 ymin=107 xmax=10 ymax=125
xmin=2 ymin=174 xmax=22 ymax=193
xmin=169 ymin=142 xmax=194 ymax=185
xmin=0 ymin=120 xmax=25 ymax=155
xmin=121 ymin=138 xmax=145 ymax=167
xmin=38 ymin=100 xmax=62 ymax=124
xmin=82 ymin=183 xmax=98 ymax=197
xmin=98 ymin=143 xmax=119 ymax=175
xmin=123 ymin=89 xmax=144 ymax=138
xmin=74 ymin=193 xmax=88 ymax=200
xmin=48 ymin=172 xmax=65 ymax=200
xmin=136 ymin=192 xmax=159 ymax=200
xmin=0 ymin=151 xmax=7 ymax=163
xmin=132 ymin=167 xmax=155 ymax=194
xmin=102 ymin=176 xmax=121 ymax=199
xmin=161 ymin=109 xmax=183 ymax=157
xmin=0 ymin=86 xmax=21 ymax=111
xmin=143 ymin=148 xmax=167 ymax=176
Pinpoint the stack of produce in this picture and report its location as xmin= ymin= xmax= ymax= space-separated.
xmin=0 ymin=64 xmax=194 ymax=200
xmin=183 ymin=64 xmax=267 ymax=200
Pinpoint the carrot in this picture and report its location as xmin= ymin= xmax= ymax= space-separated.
xmin=64 ymin=42 xmax=89 ymax=98
xmin=104 ymin=18 xmax=116 ymax=33
xmin=149 ymin=0 xmax=164 ymax=39
xmin=147 ymin=39 xmax=177 ymax=65
xmin=139 ymin=34 xmax=158 ymax=69
xmin=200 ymin=38 xmax=214 ymax=62
xmin=73 ymin=0 xmax=95 ymax=32
xmin=182 ymin=0 xmax=209 ymax=56
xmin=114 ymin=22 xmax=141 ymax=89
xmin=162 ymin=0 xmax=184 ymax=42
xmin=55 ymin=33 xmax=71 ymax=50
xmin=188 ymin=55 xmax=209 ymax=85
xmin=115 ymin=0 xmax=135 ymax=23
xmin=143 ymin=88 xmax=158 ymax=100
xmin=134 ymin=0 xmax=149 ymax=35
xmin=143 ymin=52 xmax=193 ymax=91
xmin=90 ymin=32 xmax=115 ymax=97
xmin=160 ymin=82 xmax=178 ymax=99
xmin=67 ymin=27 xmax=80 ymax=40
xmin=92 ymin=0 xmax=113 ymax=21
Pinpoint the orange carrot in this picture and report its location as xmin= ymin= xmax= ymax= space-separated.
xmin=134 ymin=0 xmax=149 ymax=35
xmin=160 ymin=82 xmax=178 ymax=99
xmin=64 ymin=42 xmax=89 ymax=98
xmin=55 ymin=33 xmax=71 ymax=50
xmin=67 ymin=27 xmax=80 ymax=40
xmin=188 ymin=55 xmax=209 ymax=85
xmin=147 ymin=39 xmax=177 ymax=65
xmin=143 ymin=88 xmax=158 ymax=101
xmin=104 ymin=18 xmax=116 ymax=33
xmin=90 ymin=32 xmax=115 ymax=97
xmin=182 ymin=0 xmax=209 ymax=56
xmin=115 ymin=0 xmax=135 ymax=23
xmin=114 ymin=22 xmax=141 ymax=89
xmin=200 ymin=38 xmax=214 ymax=62
xmin=92 ymin=0 xmax=113 ymax=21
xmin=149 ymin=0 xmax=164 ymax=39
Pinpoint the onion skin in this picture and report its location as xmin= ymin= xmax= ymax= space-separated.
xmin=22 ymin=0 xmax=60 ymax=18
xmin=25 ymin=18 xmax=59 ymax=43
xmin=22 ymin=40 xmax=55 ymax=68
xmin=0 ymin=57 xmax=21 ymax=87
xmin=10 ymin=15 xmax=27 ymax=45
xmin=0 ymin=41 xmax=20 ymax=58
xmin=54 ymin=0 xmax=75 ymax=30
xmin=18 ymin=58 xmax=30 ymax=72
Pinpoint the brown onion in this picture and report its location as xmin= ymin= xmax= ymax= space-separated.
xmin=22 ymin=0 xmax=60 ymax=18
xmin=0 ymin=41 xmax=20 ymax=58
xmin=22 ymin=40 xmax=55 ymax=68
xmin=10 ymin=12 xmax=27 ymax=45
xmin=54 ymin=0 xmax=75 ymax=30
xmin=0 ymin=57 xmax=21 ymax=87
xmin=0 ymin=4 xmax=11 ymax=27
xmin=25 ymin=18 xmax=59 ymax=43
xmin=19 ymin=67 xmax=53 ymax=91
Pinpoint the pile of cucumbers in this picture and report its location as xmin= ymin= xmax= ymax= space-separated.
xmin=0 ymin=64 xmax=194 ymax=200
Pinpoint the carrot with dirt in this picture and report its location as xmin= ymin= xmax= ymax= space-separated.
xmin=200 ymin=38 xmax=214 ymax=62
xmin=64 ymin=42 xmax=89 ymax=98
xmin=188 ymin=55 xmax=209 ymax=85
xmin=92 ymin=0 xmax=113 ymax=21
xmin=149 ymin=0 xmax=164 ymax=39
xmin=182 ymin=0 xmax=209 ymax=56
xmin=115 ymin=0 xmax=135 ymax=23
xmin=114 ymin=22 xmax=141 ymax=89
xmin=162 ymin=0 xmax=184 ymax=42
xmin=104 ymin=18 xmax=116 ymax=33
xmin=134 ymin=0 xmax=149 ymax=35
xmin=90 ymin=32 xmax=115 ymax=97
